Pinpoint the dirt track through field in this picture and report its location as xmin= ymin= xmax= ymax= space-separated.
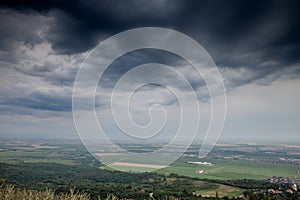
xmin=111 ymin=161 xmax=168 ymax=169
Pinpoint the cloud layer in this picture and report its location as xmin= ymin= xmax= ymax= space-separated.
xmin=0 ymin=0 xmax=299 ymax=140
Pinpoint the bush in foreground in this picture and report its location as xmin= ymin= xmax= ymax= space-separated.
xmin=0 ymin=184 xmax=90 ymax=200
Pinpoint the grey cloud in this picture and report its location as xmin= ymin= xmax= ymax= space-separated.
xmin=0 ymin=0 xmax=300 ymax=115
xmin=1 ymin=91 xmax=72 ymax=112
xmin=0 ymin=9 xmax=49 ymax=52
xmin=13 ymin=61 xmax=78 ymax=87
xmin=1 ymin=0 xmax=299 ymax=84
xmin=99 ymin=49 xmax=207 ymax=91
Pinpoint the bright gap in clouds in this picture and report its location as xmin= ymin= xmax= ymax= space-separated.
xmin=221 ymin=78 xmax=300 ymax=143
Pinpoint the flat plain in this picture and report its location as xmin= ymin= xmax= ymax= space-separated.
xmin=1 ymin=140 xmax=300 ymax=198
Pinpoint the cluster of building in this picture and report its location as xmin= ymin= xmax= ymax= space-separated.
xmin=267 ymin=177 xmax=300 ymax=195
xmin=277 ymin=157 xmax=300 ymax=165
xmin=267 ymin=187 xmax=296 ymax=195
xmin=269 ymin=176 xmax=300 ymax=185
xmin=222 ymin=156 xmax=300 ymax=165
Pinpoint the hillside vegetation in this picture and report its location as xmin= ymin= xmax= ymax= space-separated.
xmin=0 ymin=183 xmax=91 ymax=200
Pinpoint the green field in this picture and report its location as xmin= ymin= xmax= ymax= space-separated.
xmin=0 ymin=151 xmax=78 ymax=165
xmin=101 ymin=156 xmax=299 ymax=180
xmin=1 ymin=141 xmax=299 ymax=181
xmin=158 ymin=157 xmax=299 ymax=180
xmin=193 ymin=182 xmax=243 ymax=198
xmin=101 ymin=165 xmax=157 ymax=172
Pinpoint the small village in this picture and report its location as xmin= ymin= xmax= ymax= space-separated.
xmin=267 ymin=177 xmax=300 ymax=194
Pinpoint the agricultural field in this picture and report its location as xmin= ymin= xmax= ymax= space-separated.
xmin=0 ymin=140 xmax=299 ymax=199
xmin=0 ymin=140 xmax=95 ymax=166
xmin=1 ymin=140 xmax=299 ymax=180
xmin=98 ymin=142 xmax=300 ymax=180
xmin=193 ymin=182 xmax=242 ymax=198
xmin=158 ymin=157 xmax=299 ymax=180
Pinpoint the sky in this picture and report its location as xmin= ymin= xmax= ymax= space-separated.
xmin=0 ymin=0 xmax=300 ymax=144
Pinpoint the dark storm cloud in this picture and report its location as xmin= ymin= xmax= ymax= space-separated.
xmin=99 ymin=49 xmax=205 ymax=90
xmin=0 ymin=9 xmax=47 ymax=53
xmin=0 ymin=0 xmax=300 ymax=112
xmin=0 ymin=0 xmax=180 ymax=53
xmin=1 ymin=0 xmax=299 ymax=81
